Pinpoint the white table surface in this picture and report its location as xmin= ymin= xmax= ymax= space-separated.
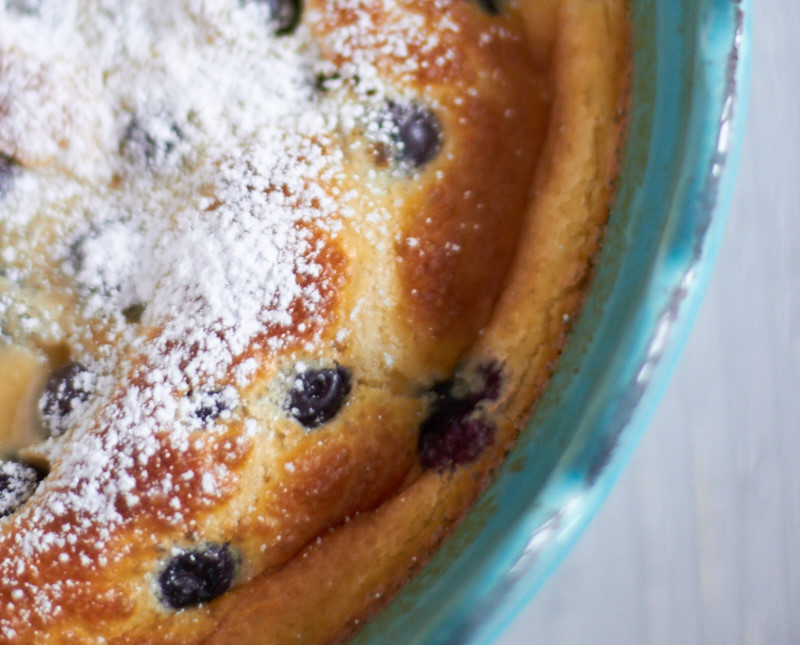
xmin=499 ymin=2 xmax=800 ymax=644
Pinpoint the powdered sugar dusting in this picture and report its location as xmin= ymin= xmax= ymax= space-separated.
xmin=0 ymin=462 xmax=39 ymax=518
xmin=0 ymin=0 xmax=472 ymax=635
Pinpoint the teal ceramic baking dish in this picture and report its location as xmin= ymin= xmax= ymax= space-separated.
xmin=353 ymin=0 xmax=751 ymax=642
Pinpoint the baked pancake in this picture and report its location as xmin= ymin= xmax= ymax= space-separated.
xmin=0 ymin=0 xmax=630 ymax=642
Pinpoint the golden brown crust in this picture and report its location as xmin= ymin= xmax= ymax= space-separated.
xmin=0 ymin=0 xmax=630 ymax=642
xmin=208 ymin=3 xmax=633 ymax=643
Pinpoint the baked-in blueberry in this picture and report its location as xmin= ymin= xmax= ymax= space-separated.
xmin=386 ymin=101 xmax=442 ymax=168
xmin=418 ymin=415 xmax=495 ymax=470
xmin=476 ymin=0 xmax=502 ymax=15
xmin=251 ymin=0 xmax=302 ymax=35
xmin=188 ymin=388 xmax=234 ymax=426
xmin=159 ymin=544 xmax=236 ymax=609
xmin=122 ymin=113 xmax=183 ymax=169
xmin=0 ymin=154 xmax=16 ymax=197
xmin=475 ymin=361 xmax=503 ymax=403
xmin=67 ymin=222 xmax=114 ymax=279
xmin=287 ymin=365 xmax=351 ymax=429
xmin=67 ymin=230 xmax=89 ymax=275
xmin=66 ymin=227 xmax=108 ymax=289
xmin=0 ymin=461 xmax=42 ymax=518
xmin=39 ymin=362 xmax=95 ymax=437
xmin=121 ymin=302 xmax=146 ymax=324
xmin=417 ymin=362 xmax=502 ymax=469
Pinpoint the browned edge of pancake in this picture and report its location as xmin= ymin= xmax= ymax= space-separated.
xmin=186 ymin=2 xmax=634 ymax=644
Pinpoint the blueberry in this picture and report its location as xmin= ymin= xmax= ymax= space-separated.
xmin=159 ymin=544 xmax=236 ymax=609
xmin=67 ymin=223 xmax=109 ymax=277
xmin=121 ymin=302 xmax=146 ymax=324
xmin=188 ymin=388 xmax=234 ymax=426
xmin=475 ymin=361 xmax=503 ymax=403
xmin=287 ymin=365 xmax=351 ymax=429
xmin=67 ymin=231 xmax=89 ymax=275
xmin=476 ymin=0 xmax=502 ymax=15
xmin=0 ymin=461 xmax=42 ymax=518
xmin=122 ymin=113 xmax=183 ymax=169
xmin=385 ymin=101 xmax=441 ymax=168
xmin=66 ymin=227 xmax=108 ymax=289
xmin=417 ymin=362 xmax=503 ymax=469
xmin=39 ymin=362 xmax=94 ymax=437
xmin=0 ymin=154 xmax=17 ymax=197
xmin=418 ymin=415 xmax=495 ymax=470
xmin=251 ymin=0 xmax=302 ymax=35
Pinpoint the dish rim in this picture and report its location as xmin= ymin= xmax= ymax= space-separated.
xmin=353 ymin=0 xmax=752 ymax=643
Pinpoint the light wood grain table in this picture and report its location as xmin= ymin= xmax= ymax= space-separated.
xmin=499 ymin=2 xmax=800 ymax=643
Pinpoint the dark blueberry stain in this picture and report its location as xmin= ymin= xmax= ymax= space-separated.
xmin=252 ymin=0 xmax=302 ymax=35
xmin=0 ymin=461 xmax=43 ymax=518
xmin=287 ymin=364 xmax=351 ymax=429
xmin=159 ymin=544 xmax=236 ymax=610
xmin=39 ymin=362 xmax=94 ymax=437
xmin=121 ymin=302 xmax=146 ymax=324
xmin=122 ymin=113 xmax=183 ymax=169
xmin=476 ymin=0 xmax=502 ymax=15
xmin=418 ymin=362 xmax=503 ymax=470
xmin=386 ymin=101 xmax=442 ymax=169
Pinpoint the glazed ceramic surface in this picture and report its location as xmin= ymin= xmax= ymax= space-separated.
xmin=353 ymin=0 xmax=751 ymax=643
